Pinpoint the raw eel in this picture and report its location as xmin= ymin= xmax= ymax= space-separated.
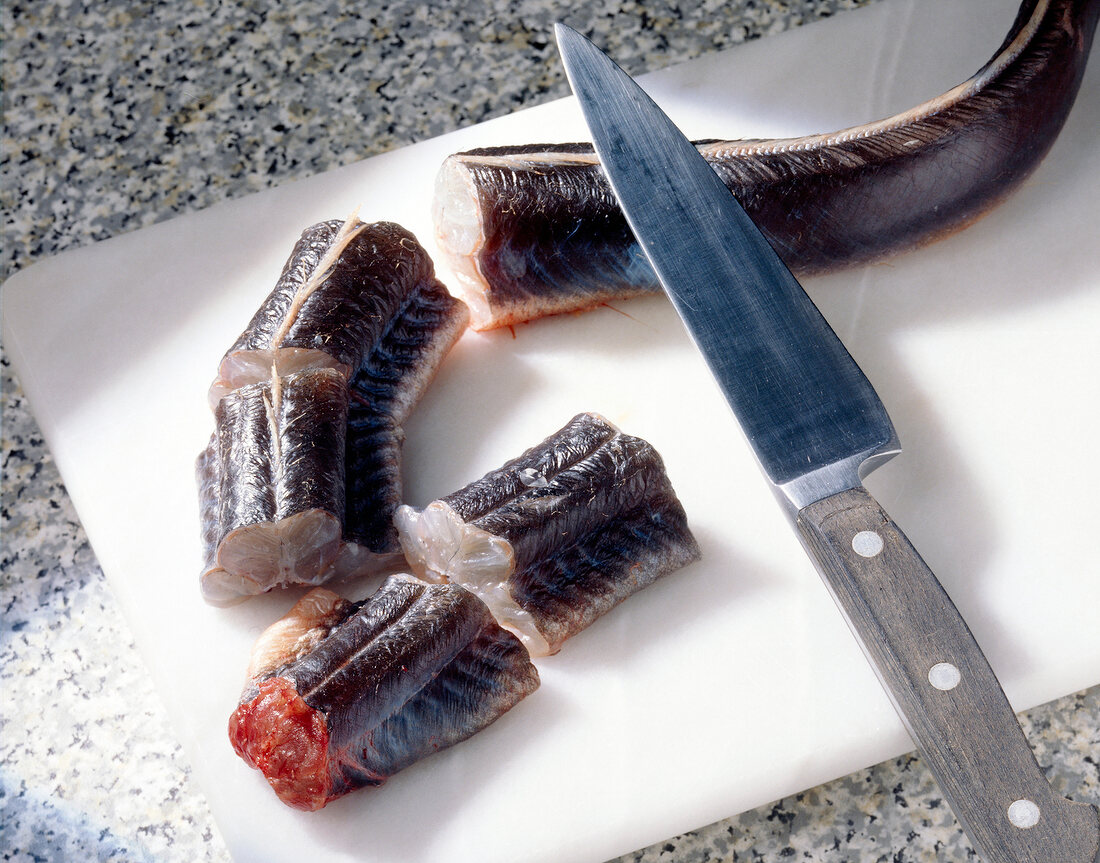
xmin=199 ymin=218 xmax=469 ymax=604
xmin=229 ymin=577 xmax=539 ymax=811
xmin=395 ymin=413 xmax=701 ymax=656
xmin=199 ymin=369 xmax=368 ymax=603
xmin=432 ymin=0 xmax=1100 ymax=330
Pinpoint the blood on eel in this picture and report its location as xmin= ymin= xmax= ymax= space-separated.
xmin=228 ymin=578 xmax=539 ymax=810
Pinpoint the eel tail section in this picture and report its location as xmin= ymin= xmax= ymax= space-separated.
xmin=432 ymin=0 xmax=1100 ymax=330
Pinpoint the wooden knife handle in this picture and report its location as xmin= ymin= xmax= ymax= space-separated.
xmin=797 ymin=486 xmax=1099 ymax=863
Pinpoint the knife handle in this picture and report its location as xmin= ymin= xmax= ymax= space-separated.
xmin=797 ymin=486 xmax=1099 ymax=863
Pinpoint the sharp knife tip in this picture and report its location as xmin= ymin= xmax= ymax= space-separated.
xmin=553 ymin=22 xmax=580 ymax=49
xmin=554 ymin=23 xmax=610 ymax=88
xmin=556 ymin=22 xmax=605 ymax=57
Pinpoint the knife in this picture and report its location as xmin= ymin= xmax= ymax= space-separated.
xmin=555 ymin=23 xmax=1100 ymax=863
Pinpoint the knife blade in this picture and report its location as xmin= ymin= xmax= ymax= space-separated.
xmin=555 ymin=23 xmax=1100 ymax=863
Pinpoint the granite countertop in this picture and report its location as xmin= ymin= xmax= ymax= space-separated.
xmin=2 ymin=1 xmax=1098 ymax=861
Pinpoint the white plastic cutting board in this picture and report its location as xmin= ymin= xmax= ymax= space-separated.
xmin=4 ymin=1 xmax=1099 ymax=861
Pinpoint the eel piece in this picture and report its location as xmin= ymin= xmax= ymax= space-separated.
xmin=229 ymin=576 xmax=540 ymax=811
xmin=198 ymin=218 xmax=469 ymax=603
xmin=432 ymin=0 xmax=1100 ymax=330
xmin=208 ymin=218 xmax=462 ymax=405
xmin=199 ymin=368 xmax=368 ymax=605
xmin=395 ymin=413 xmax=701 ymax=656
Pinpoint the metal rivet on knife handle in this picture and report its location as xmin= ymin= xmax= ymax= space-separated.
xmin=928 ymin=662 xmax=961 ymax=691
xmin=851 ymin=530 xmax=883 ymax=558
xmin=1009 ymin=799 xmax=1042 ymax=830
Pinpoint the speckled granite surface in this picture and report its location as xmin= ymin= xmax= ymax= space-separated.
xmin=2 ymin=1 xmax=1097 ymax=862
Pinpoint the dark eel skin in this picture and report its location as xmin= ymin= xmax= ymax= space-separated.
xmin=229 ymin=577 xmax=539 ymax=811
xmin=344 ymin=275 xmax=470 ymax=551
xmin=199 ymin=369 xmax=350 ymax=603
xmin=210 ymin=218 xmax=469 ymax=408
xmin=199 ymin=219 xmax=469 ymax=604
xmin=432 ymin=0 xmax=1100 ymax=330
xmin=396 ymin=413 xmax=701 ymax=656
